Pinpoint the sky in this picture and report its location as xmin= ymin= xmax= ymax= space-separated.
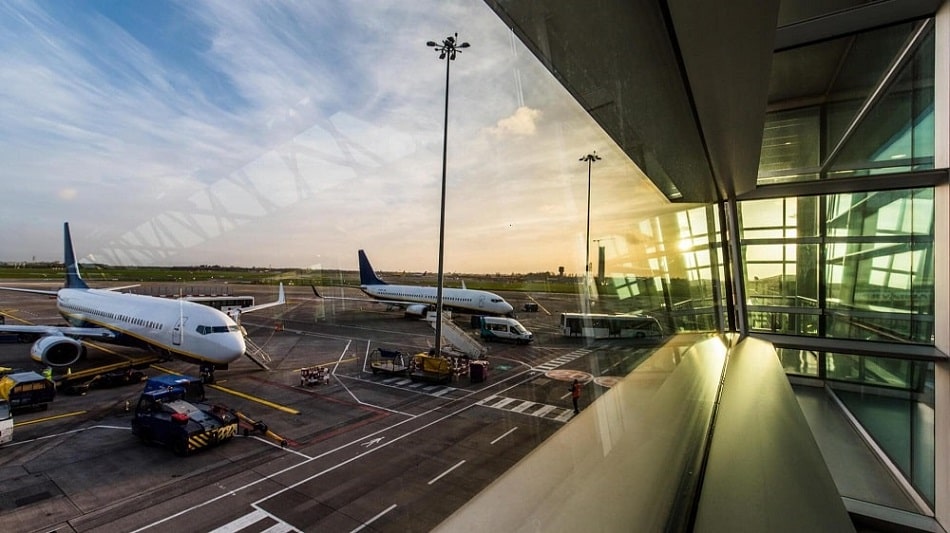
xmin=0 ymin=0 xmax=678 ymax=275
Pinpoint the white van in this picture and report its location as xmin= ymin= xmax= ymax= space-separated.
xmin=479 ymin=316 xmax=533 ymax=344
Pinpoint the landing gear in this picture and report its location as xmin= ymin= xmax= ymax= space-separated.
xmin=199 ymin=363 xmax=216 ymax=384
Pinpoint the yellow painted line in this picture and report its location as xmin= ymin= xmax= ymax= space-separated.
xmin=207 ymin=384 xmax=300 ymax=415
xmin=151 ymin=365 xmax=300 ymax=415
xmin=0 ymin=312 xmax=37 ymax=325
xmin=14 ymin=411 xmax=88 ymax=427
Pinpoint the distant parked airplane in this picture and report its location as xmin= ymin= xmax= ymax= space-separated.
xmin=313 ymin=249 xmax=514 ymax=318
xmin=0 ymin=223 xmax=284 ymax=382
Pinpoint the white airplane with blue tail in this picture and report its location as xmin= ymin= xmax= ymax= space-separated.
xmin=0 ymin=223 xmax=284 ymax=382
xmin=312 ymin=250 xmax=514 ymax=318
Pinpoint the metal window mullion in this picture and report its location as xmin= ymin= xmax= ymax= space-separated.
xmin=725 ymin=199 xmax=747 ymax=336
xmin=821 ymin=19 xmax=934 ymax=174
xmin=719 ymin=201 xmax=738 ymax=333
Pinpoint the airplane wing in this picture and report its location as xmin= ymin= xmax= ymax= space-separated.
xmin=105 ymin=284 xmax=141 ymax=292
xmin=311 ymin=286 xmax=425 ymax=310
xmin=0 ymin=286 xmax=59 ymax=296
xmin=230 ymin=283 xmax=286 ymax=316
xmin=0 ymin=283 xmax=139 ymax=295
xmin=0 ymin=323 xmax=116 ymax=339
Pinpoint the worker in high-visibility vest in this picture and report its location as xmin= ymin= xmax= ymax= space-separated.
xmin=42 ymin=367 xmax=53 ymax=381
xmin=571 ymin=379 xmax=582 ymax=414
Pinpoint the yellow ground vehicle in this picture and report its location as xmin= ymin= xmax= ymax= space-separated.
xmin=409 ymin=352 xmax=453 ymax=384
xmin=0 ymin=371 xmax=55 ymax=412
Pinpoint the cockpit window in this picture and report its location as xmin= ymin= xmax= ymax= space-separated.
xmin=196 ymin=325 xmax=240 ymax=335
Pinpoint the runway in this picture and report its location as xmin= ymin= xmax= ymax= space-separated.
xmin=0 ymin=283 xmax=661 ymax=532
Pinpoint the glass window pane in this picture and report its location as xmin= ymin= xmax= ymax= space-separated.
xmin=760 ymin=21 xmax=934 ymax=184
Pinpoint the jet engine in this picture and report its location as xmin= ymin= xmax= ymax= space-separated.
xmin=30 ymin=336 xmax=85 ymax=367
xmin=404 ymin=304 xmax=429 ymax=319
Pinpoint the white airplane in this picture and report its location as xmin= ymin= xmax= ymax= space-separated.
xmin=313 ymin=250 xmax=514 ymax=318
xmin=0 ymin=223 xmax=285 ymax=382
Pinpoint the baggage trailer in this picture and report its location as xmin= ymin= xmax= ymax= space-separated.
xmin=299 ymin=365 xmax=330 ymax=386
xmin=369 ymin=348 xmax=410 ymax=376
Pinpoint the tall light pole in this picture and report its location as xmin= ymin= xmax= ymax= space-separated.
xmin=579 ymin=151 xmax=600 ymax=313
xmin=427 ymin=33 xmax=470 ymax=357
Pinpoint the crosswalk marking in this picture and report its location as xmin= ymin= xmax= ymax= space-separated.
xmin=209 ymin=508 xmax=298 ymax=533
xmin=532 ymin=348 xmax=593 ymax=372
xmin=511 ymin=401 xmax=535 ymax=413
xmin=477 ymin=395 xmax=573 ymax=422
xmin=492 ymin=397 xmax=518 ymax=409
xmin=364 ymin=346 xmax=598 ymax=402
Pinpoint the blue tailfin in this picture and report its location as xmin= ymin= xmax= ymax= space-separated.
xmin=358 ymin=250 xmax=386 ymax=286
xmin=63 ymin=222 xmax=88 ymax=289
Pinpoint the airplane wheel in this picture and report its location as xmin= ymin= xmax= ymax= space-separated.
xmin=135 ymin=428 xmax=152 ymax=446
xmin=172 ymin=440 xmax=188 ymax=456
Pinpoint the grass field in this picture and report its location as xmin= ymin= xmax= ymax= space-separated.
xmin=0 ymin=265 xmax=583 ymax=294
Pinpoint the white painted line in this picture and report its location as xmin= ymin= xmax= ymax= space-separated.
xmin=350 ymin=504 xmax=397 ymax=533
xmin=428 ymin=460 xmax=466 ymax=485
xmin=132 ymin=361 xmax=548 ymax=532
xmin=492 ymin=397 xmax=517 ymax=409
xmin=533 ymin=405 xmax=556 ymax=418
xmin=476 ymin=395 xmax=497 ymax=405
xmin=430 ymin=388 xmax=452 ymax=397
xmin=511 ymin=401 xmax=535 ymax=413
xmin=490 ymin=427 xmax=518 ymax=445
xmin=554 ymin=410 xmax=574 ymax=422
xmin=208 ymin=509 xmax=268 ymax=533
xmin=261 ymin=524 xmax=296 ymax=533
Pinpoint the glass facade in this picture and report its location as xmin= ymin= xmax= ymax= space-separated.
xmin=746 ymin=15 xmax=939 ymax=512
xmin=759 ymin=21 xmax=935 ymax=185
xmin=741 ymin=188 xmax=935 ymax=343
xmin=545 ymin=11 xmax=942 ymax=520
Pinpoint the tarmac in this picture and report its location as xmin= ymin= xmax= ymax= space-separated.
xmin=0 ymin=283 xmax=663 ymax=532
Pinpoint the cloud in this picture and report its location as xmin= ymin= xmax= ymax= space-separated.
xmin=486 ymin=106 xmax=542 ymax=137
xmin=0 ymin=1 xmax=678 ymax=275
xmin=58 ymin=188 xmax=78 ymax=201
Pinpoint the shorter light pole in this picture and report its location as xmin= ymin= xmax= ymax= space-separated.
xmin=579 ymin=151 xmax=600 ymax=312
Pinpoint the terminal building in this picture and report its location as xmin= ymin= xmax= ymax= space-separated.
xmin=439 ymin=1 xmax=950 ymax=532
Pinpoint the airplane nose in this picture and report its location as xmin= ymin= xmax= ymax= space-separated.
xmin=220 ymin=333 xmax=246 ymax=363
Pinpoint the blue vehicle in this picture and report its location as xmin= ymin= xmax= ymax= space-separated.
xmin=142 ymin=374 xmax=207 ymax=402
xmin=131 ymin=375 xmax=237 ymax=455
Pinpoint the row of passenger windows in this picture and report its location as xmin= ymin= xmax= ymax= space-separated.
xmin=63 ymin=302 xmax=163 ymax=330
xmin=377 ymin=290 xmax=473 ymax=303
xmin=64 ymin=301 xmax=238 ymax=337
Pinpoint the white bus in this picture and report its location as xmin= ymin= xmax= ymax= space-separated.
xmin=0 ymin=399 xmax=12 ymax=444
xmin=560 ymin=312 xmax=663 ymax=339
xmin=183 ymin=295 xmax=255 ymax=314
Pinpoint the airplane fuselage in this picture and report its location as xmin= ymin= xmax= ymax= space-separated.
xmin=56 ymin=288 xmax=245 ymax=367
xmin=360 ymin=284 xmax=513 ymax=316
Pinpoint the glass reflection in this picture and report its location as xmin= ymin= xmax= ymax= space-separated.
xmin=740 ymin=188 xmax=933 ymax=343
